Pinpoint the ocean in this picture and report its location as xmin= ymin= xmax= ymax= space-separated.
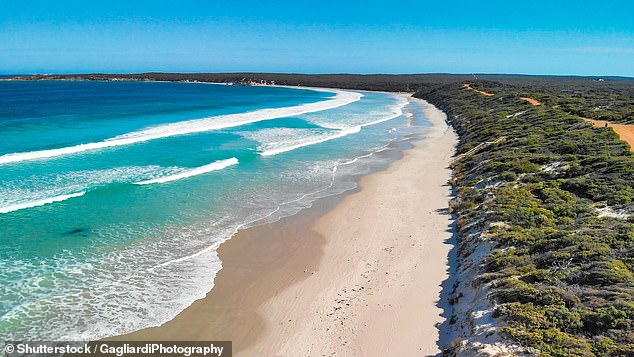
xmin=0 ymin=80 xmax=430 ymax=340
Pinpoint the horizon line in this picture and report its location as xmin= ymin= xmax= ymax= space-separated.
xmin=2 ymin=71 xmax=633 ymax=80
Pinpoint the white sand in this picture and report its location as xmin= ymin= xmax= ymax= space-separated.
xmin=117 ymin=96 xmax=458 ymax=356
xmin=241 ymin=97 xmax=458 ymax=356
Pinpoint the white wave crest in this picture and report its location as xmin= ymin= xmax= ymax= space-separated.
xmin=0 ymin=165 xmax=179 ymax=214
xmin=0 ymin=192 xmax=86 ymax=214
xmin=306 ymin=95 xmax=407 ymax=130
xmin=259 ymin=127 xmax=361 ymax=156
xmin=0 ymin=89 xmax=362 ymax=165
xmin=258 ymin=95 xmax=408 ymax=157
xmin=134 ymin=158 xmax=238 ymax=185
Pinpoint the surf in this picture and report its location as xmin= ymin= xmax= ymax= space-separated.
xmin=0 ymin=192 xmax=86 ymax=214
xmin=257 ymin=96 xmax=408 ymax=157
xmin=134 ymin=158 xmax=239 ymax=185
xmin=0 ymin=89 xmax=362 ymax=166
xmin=259 ymin=127 xmax=362 ymax=156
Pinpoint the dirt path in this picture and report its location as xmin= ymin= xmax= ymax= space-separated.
xmin=520 ymin=97 xmax=541 ymax=106
xmin=463 ymin=83 xmax=495 ymax=97
xmin=582 ymin=117 xmax=634 ymax=151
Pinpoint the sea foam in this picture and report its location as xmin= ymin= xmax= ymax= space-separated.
xmin=0 ymin=165 xmax=180 ymax=214
xmin=134 ymin=158 xmax=239 ymax=185
xmin=0 ymin=192 xmax=86 ymax=214
xmin=259 ymin=127 xmax=361 ymax=156
xmin=0 ymin=89 xmax=362 ymax=165
xmin=257 ymin=96 xmax=408 ymax=157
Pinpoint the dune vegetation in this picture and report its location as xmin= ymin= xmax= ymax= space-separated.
xmin=416 ymin=80 xmax=634 ymax=356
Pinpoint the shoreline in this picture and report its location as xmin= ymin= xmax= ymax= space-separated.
xmin=115 ymin=97 xmax=457 ymax=355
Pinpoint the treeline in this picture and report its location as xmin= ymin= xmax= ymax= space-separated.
xmin=11 ymin=72 xmax=633 ymax=122
xmin=416 ymin=81 xmax=634 ymax=356
xmin=8 ymin=72 xmax=632 ymax=96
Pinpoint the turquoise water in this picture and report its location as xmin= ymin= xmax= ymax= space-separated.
xmin=0 ymin=81 xmax=429 ymax=340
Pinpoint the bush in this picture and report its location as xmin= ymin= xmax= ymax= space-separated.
xmin=415 ymin=78 xmax=634 ymax=354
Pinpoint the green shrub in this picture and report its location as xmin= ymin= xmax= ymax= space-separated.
xmin=415 ymin=79 xmax=634 ymax=355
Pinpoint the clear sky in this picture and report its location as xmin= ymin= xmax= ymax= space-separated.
xmin=1 ymin=0 xmax=633 ymax=76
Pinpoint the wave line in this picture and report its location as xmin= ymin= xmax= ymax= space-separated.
xmin=0 ymin=89 xmax=362 ymax=165
xmin=259 ymin=95 xmax=407 ymax=157
xmin=259 ymin=127 xmax=361 ymax=156
xmin=0 ymin=192 xmax=86 ymax=214
xmin=134 ymin=158 xmax=238 ymax=185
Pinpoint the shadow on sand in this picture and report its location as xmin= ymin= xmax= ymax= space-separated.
xmin=434 ymin=186 xmax=460 ymax=356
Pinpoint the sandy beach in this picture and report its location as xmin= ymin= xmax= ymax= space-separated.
xmin=117 ymin=96 xmax=457 ymax=356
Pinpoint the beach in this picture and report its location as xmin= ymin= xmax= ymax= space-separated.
xmin=116 ymin=97 xmax=457 ymax=356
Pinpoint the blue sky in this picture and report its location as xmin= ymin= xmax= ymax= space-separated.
xmin=1 ymin=0 xmax=633 ymax=76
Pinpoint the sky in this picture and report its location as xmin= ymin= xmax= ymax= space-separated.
xmin=1 ymin=0 xmax=633 ymax=76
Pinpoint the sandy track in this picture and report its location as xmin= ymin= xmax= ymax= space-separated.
xmin=582 ymin=117 xmax=634 ymax=151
